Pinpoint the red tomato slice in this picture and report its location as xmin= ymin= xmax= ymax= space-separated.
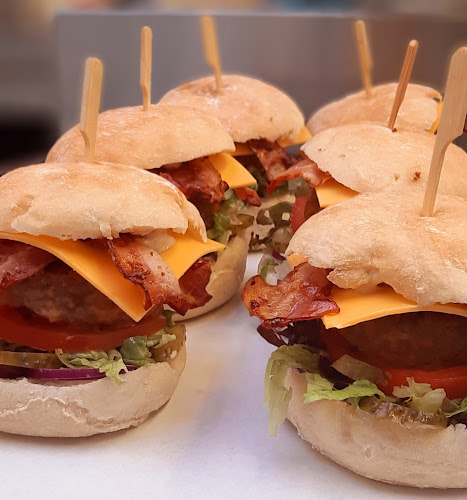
xmin=322 ymin=328 xmax=467 ymax=399
xmin=291 ymin=196 xmax=309 ymax=233
xmin=381 ymin=367 xmax=467 ymax=400
xmin=0 ymin=305 xmax=166 ymax=352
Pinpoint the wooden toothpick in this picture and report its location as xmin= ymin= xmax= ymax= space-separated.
xmin=355 ymin=20 xmax=372 ymax=99
xmin=80 ymin=57 xmax=103 ymax=164
xmin=387 ymin=40 xmax=419 ymax=131
xmin=200 ymin=15 xmax=222 ymax=92
xmin=421 ymin=47 xmax=467 ymax=217
xmin=140 ymin=26 xmax=152 ymax=111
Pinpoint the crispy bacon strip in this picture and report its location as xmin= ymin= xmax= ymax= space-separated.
xmin=247 ymin=139 xmax=297 ymax=181
xmin=160 ymin=158 xmax=228 ymax=227
xmin=107 ymin=235 xmax=181 ymax=311
xmin=0 ymin=240 xmax=55 ymax=291
xmin=241 ymin=263 xmax=339 ymax=329
xmin=172 ymin=256 xmax=212 ymax=311
xmin=107 ymin=236 xmax=212 ymax=316
xmin=267 ymin=158 xmax=330 ymax=194
xmin=235 ymin=187 xmax=261 ymax=207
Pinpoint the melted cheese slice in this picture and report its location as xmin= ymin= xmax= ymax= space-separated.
xmin=286 ymin=253 xmax=467 ymax=329
xmin=0 ymin=231 xmax=224 ymax=322
xmin=232 ymin=126 xmax=312 ymax=156
xmin=322 ymin=285 xmax=467 ymax=329
xmin=315 ymin=179 xmax=357 ymax=208
xmin=277 ymin=126 xmax=312 ymax=148
xmin=208 ymin=153 xmax=256 ymax=189
xmin=160 ymin=232 xmax=224 ymax=278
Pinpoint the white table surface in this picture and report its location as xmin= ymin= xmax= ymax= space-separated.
xmin=0 ymin=254 xmax=464 ymax=499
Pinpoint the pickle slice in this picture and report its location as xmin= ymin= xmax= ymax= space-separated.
xmin=0 ymin=351 xmax=62 ymax=369
xmin=150 ymin=324 xmax=186 ymax=363
xmin=359 ymin=396 xmax=448 ymax=427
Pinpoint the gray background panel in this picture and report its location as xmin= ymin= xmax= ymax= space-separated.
xmin=55 ymin=12 xmax=467 ymax=132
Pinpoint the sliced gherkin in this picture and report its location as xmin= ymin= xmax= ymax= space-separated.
xmin=359 ymin=396 xmax=448 ymax=427
xmin=150 ymin=324 xmax=186 ymax=363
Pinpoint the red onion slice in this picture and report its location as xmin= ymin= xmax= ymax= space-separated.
xmin=0 ymin=364 xmax=137 ymax=381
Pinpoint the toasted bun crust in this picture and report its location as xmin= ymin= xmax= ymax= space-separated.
xmin=287 ymin=192 xmax=467 ymax=306
xmin=286 ymin=369 xmax=467 ymax=488
xmin=0 ymin=345 xmax=186 ymax=437
xmin=307 ymin=83 xmax=441 ymax=135
xmin=46 ymin=104 xmax=234 ymax=168
xmin=175 ymin=232 xmax=248 ymax=320
xmin=0 ymin=162 xmax=206 ymax=241
xmin=303 ymin=123 xmax=467 ymax=199
xmin=160 ymin=75 xmax=304 ymax=144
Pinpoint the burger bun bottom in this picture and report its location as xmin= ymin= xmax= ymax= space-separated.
xmin=0 ymin=344 xmax=186 ymax=438
xmin=285 ymin=368 xmax=467 ymax=488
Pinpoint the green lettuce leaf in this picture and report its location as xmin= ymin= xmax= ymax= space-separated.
xmin=55 ymin=349 xmax=127 ymax=385
xmin=264 ymin=345 xmax=320 ymax=436
xmin=392 ymin=377 xmax=446 ymax=414
xmin=304 ymin=373 xmax=385 ymax=404
xmin=444 ymin=397 xmax=467 ymax=418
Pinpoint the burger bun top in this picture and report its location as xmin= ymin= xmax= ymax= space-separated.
xmin=46 ymin=104 xmax=235 ymax=169
xmin=0 ymin=162 xmax=206 ymax=241
xmin=302 ymin=122 xmax=467 ymax=199
xmin=160 ymin=74 xmax=304 ymax=144
xmin=287 ymin=191 xmax=467 ymax=306
xmin=307 ymin=83 xmax=441 ymax=134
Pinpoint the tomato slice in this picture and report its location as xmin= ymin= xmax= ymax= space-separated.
xmin=322 ymin=328 xmax=467 ymax=399
xmin=381 ymin=367 xmax=467 ymax=400
xmin=291 ymin=196 xmax=309 ymax=233
xmin=0 ymin=305 xmax=166 ymax=352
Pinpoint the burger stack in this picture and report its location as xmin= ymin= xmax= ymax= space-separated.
xmin=0 ymin=20 xmax=466 ymax=493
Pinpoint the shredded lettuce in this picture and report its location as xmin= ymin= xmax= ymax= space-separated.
xmin=445 ymin=397 xmax=467 ymax=418
xmin=259 ymin=258 xmax=278 ymax=279
xmin=264 ymin=346 xmax=385 ymax=435
xmin=304 ymin=373 xmax=385 ymax=404
xmin=393 ymin=378 xmax=447 ymax=414
xmin=55 ymin=349 xmax=127 ymax=385
xmin=207 ymin=189 xmax=254 ymax=244
xmin=264 ymin=345 xmax=320 ymax=436
xmin=54 ymin=310 xmax=181 ymax=384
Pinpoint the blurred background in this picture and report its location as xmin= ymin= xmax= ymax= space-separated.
xmin=1 ymin=0 xmax=466 ymax=174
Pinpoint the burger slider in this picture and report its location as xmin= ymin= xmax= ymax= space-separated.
xmin=47 ymin=104 xmax=252 ymax=318
xmin=242 ymin=192 xmax=467 ymax=488
xmin=159 ymin=75 xmax=316 ymax=253
xmin=267 ymin=122 xmax=467 ymax=209
xmin=0 ymin=162 xmax=223 ymax=437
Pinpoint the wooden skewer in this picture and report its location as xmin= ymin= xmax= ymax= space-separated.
xmin=80 ymin=57 xmax=103 ymax=164
xmin=140 ymin=26 xmax=152 ymax=111
xmin=200 ymin=15 xmax=222 ymax=92
xmin=421 ymin=47 xmax=467 ymax=217
xmin=387 ymin=40 xmax=419 ymax=131
xmin=355 ymin=20 xmax=372 ymax=99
